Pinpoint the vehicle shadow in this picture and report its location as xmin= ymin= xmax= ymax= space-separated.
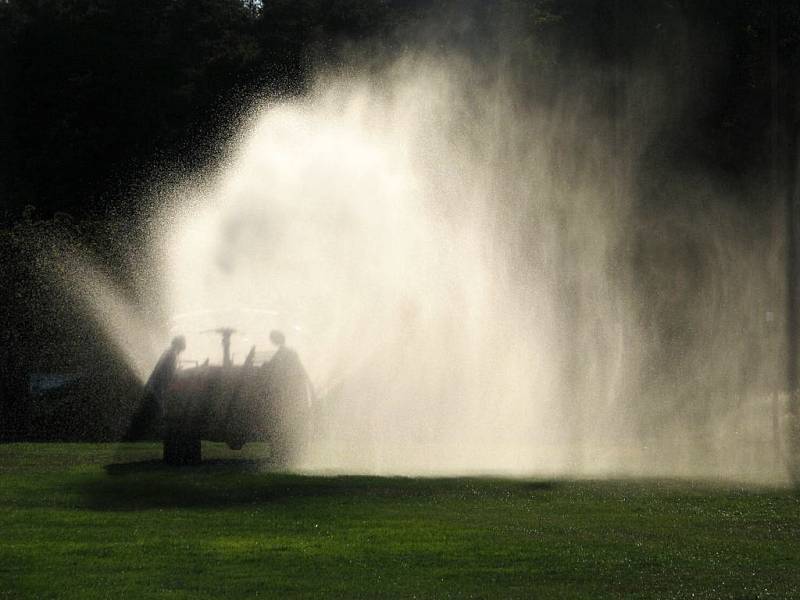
xmin=104 ymin=458 xmax=269 ymax=476
xmin=78 ymin=460 xmax=559 ymax=511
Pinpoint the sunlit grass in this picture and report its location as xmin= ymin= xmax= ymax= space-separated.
xmin=1 ymin=443 xmax=798 ymax=599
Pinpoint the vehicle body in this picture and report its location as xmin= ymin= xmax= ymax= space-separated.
xmin=134 ymin=328 xmax=312 ymax=465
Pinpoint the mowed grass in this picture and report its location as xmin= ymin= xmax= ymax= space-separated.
xmin=1 ymin=444 xmax=798 ymax=599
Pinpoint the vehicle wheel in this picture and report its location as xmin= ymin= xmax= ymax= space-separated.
xmin=163 ymin=436 xmax=202 ymax=465
xmin=227 ymin=439 xmax=245 ymax=451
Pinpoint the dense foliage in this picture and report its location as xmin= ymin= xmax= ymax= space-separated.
xmin=0 ymin=1 xmax=798 ymax=222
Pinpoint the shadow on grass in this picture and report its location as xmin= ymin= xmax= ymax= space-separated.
xmin=104 ymin=458 xmax=269 ymax=476
xmin=78 ymin=459 xmax=559 ymax=511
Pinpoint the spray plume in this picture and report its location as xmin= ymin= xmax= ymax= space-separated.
xmin=30 ymin=35 xmax=786 ymax=483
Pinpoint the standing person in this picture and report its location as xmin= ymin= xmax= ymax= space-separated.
xmin=264 ymin=330 xmax=313 ymax=466
xmin=126 ymin=336 xmax=186 ymax=442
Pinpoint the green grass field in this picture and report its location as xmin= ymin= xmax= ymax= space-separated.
xmin=1 ymin=443 xmax=798 ymax=599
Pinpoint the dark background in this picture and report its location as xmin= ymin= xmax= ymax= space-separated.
xmin=2 ymin=0 xmax=800 ymax=441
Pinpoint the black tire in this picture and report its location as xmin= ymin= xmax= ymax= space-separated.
xmin=163 ymin=436 xmax=202 ymax=465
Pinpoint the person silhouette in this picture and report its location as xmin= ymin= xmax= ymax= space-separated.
xmin=263 ymin=330 xmax=313 ymax=465
xmin=126 ymin=335 xmax=186 ymax=441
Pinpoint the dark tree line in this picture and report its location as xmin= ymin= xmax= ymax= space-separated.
xmin=0 ymin=0 xmax=800 ymax=221
xmin=1 ymin=0 xmax=799 ymax=222
xmin=0 ymin=0 xmax=416 ymax=222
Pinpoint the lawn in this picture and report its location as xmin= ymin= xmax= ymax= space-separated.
xmin=0 ymin=443 xmax=798 ymax=599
